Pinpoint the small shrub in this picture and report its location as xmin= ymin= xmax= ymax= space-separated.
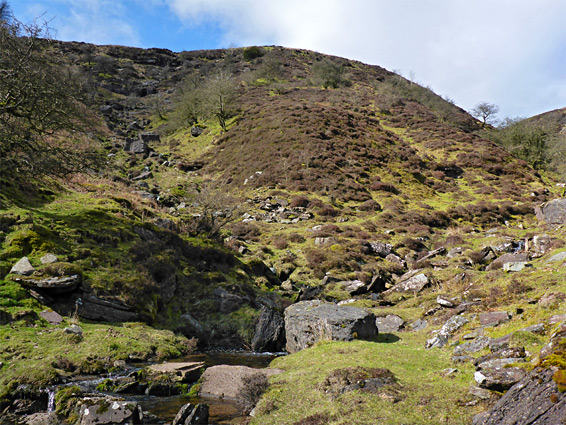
xmin=237 ymin=372 xmax=269 ymax=414
xmin=358 ymin=199 xmax=382 ymax=212
xmin=243 ymin=46 xmax=264 ymax=61
xmin=289 ymin=196 xmax=310 ymax=208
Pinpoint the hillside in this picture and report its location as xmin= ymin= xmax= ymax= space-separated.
xmin=1 ymin=42 xmax=566 ymax=424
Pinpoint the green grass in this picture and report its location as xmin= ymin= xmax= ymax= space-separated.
xmin=255 ymin=338 xmax=479 ymax=425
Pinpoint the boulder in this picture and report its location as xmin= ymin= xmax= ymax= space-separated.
xmin=39 ymin=310 xmax=63 ymax=325
xmin=472 ymin=368 xmax=566 ymax=425
xmin=537 ymin=198 xmax=566 ymax=224
xmin=545 ymin=251 xmax=566 ymax=264
xmin=213 ymin=287 xmax=245 ymax=314
xmin=77 ymin=294 xmax=139 ymax=322
xmin=503 ymin=262 xmax=528 ymax=272
xmin=77 ymin=396 xmax=142 ymax=425
xmin=284 ymin=300 xmax=377 ymax=353
xmin=336 ymin=279 xmax=367 ymax=295
xmin=145 ymin=361 xmax=205 ymax=383
xmin=426 ymin=315 xmax=468 ymax=349
xmin=251 ymin=306 xmax=286 ymax=352
xmin=474 ymin=367 xmax=527 ymax=392
xmin=375 ymin=315 xmax=404 ymax=333
xmin=485 ymin=253 xmax=529 ymax=271
xmin=190 ymin=126 xmax=204 ymax=137
xmin=384 ymin=272 xmax=429 ymax=294
xmin=10 ymin=257 xmax=35 ymax=275
xmin=199 ymin=365 xmax=283 ymax=399
xmin=479 ymin=311 xmax=510 ymax=327
xmin=40 ymin=253 xmax=59 ymax=265
xmin=453 ymin=336 xmax=492 ymax=355
xmin=124 ymin=138 xmax=147 ymax=154
xmin=13 ymin=275 xmax=80 ymax=293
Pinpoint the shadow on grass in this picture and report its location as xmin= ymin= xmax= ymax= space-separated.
xmin=375 ymin=333 xmax=401 ymax=343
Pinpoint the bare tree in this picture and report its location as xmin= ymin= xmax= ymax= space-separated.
xmin=472 ymin=102 xmax=499 ymax=128
xmin=202 ymin=71 xmax=237 ymax=132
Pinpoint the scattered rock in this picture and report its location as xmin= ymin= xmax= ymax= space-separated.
xmin=124 ymin=138 xmax=148 ymax=154
xmin=446 ymin=247 xmax=463 ymax=258
xmin=485 ymin=253 xmax=529 ymax=271
xmin=426 ymin=315 xmax=468 ymax=349
xmin=40 ymin=253 xmax=59 ymax=265
xmin=375 ymin=315 xmax=404 ymax=333
xmin=473 ymin=367 xmax=526 ymax=391
xmin=10 ymin=257 xmax=36 ymax=275
xmin=284 ymin=300 xmax=377 ymax=353
xmin=384 ymin=272 xmax=429 ymax=294
xmin=190 ymin=126 xmax=204 ymax=137
xmin=453 ymin=336 xmax=492 ymax=355
xmin=532 ymin=234 xmax=551 ymax=256
xmin=479 ymin=311 xmax=510 ymax=327
xmin=519 ymin=323 xmax=545 ymax=334
xmin=538 ymin=292 xmax=566 ymax=308
xmin=468 ymin=386 xmax=493 ymax=400
xmin=437 ymin=295 xmax=459 ymax=308
xmin=39 ymin=310 xmax=63 ymax=325
xmin=199 ymin=365 xmax=283 ymax=399
xmin=369 ymin=242 xmax=393 ymax=258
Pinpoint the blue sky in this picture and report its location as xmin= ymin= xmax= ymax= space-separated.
xmin=11 ymin=0 xmax=566 ymax=120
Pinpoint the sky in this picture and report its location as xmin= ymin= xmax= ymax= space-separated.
xmin=11 ymin=0 xmax=566 ymax=120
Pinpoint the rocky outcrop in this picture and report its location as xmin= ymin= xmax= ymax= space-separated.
xmin=473 ymin=367 xmax=566 ymax=425
xmin=77 ymin=294 xmax=139 ymax=322
xmin=284 ymin=300 xmax=377 ymax=353
xmin=199 ymin=365 xmax=283 ymax=399
xmin=13 ymin=275 xmax=80 ymax=294
xmin=251 ymin=306 xmax=286 ymax=352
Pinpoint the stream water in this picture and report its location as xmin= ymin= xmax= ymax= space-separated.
xmin=58 ymin=351 xmax=283 ymax=424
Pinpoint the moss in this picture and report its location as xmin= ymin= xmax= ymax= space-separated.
xmin=552 ymin=369 xmax=566 ymax=392
xmin=55 ymin=386 xmax=82 ymax=417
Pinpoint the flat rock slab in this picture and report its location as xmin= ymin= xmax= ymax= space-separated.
xmin=39 ymin=310 xmax=63 ymax=325
xmin=284 ymin=300 xmax=377 ymax=353
xmin=13 ymin=275 xmax=80 ymax=293
xmin=200 ymin=365 xmax=283 ymax=399
xmin=146 ymin=362 xmax=205 ymax=383
xmin=479 ymin=311 xmax=510 ymax=327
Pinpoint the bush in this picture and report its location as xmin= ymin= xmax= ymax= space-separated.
xmin=243 ymin=46 xmax=264 ymax=61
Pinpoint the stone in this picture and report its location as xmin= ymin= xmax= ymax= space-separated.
xmin=199 ymin=365 xmax=283 ymax=399
xmin=545 ymin=251 xmax=566 ymax=264
xmin=132 ymin=170 xmax=153 ymax=180
xmin=40 ymin=253 xmax=58 ymax=264
xmin=472 ymin=367 xmax=566 ymax=425
xmin=538 ymin=198 xmax=566 ymax=224
xmin=468 ymin=386 xmax=493 ymax=400
xmin=502 ymin=262 xmax=528 ymax=272
xmin=549 ymin=314 xmax=566 ymax=324
xmin=375 ymin=315 xmax=404 ymax=333
xmin=251 ymin=306 xmax=286 ymax=352
xmin=447 ymin=247 xmax=463 ymax=258
xmin=173 ymin=403 xmax=209 ymax=425
xmin=77 ymin=396 xmax=142 ymax=425
xmin=213 ymin=287 xmax=245 ymax=314
xmin=140 ymin=132 xmax=160 ymax=143
xmin=284 ymin=300 xmax=377 ymax=353
xmin=337 ymin=280 xmax=367 ymax=295
xmin=178 ymin=313 xmax=204 ymax=339
xmin=12 ymin=275 xmax=80 ymax=293
xmin=485 ymin=253 xmax=529 ymax=271
xmin=489 ymin=334 xmax=513 ymax=351
xmin=453 ymin=336 xmax=492 ymax=355
xmin=191 ymin=126 xmax=204 ymax=137
xmin=39 ymin=310 xmax=63 ymax=325
xmin=124 ymin=138 xmax=148 ymax=154
xmin=77 ymin=294 xmax=139 ymax=322
xmin=474 ymin=367 xmax=527 ymax=391
xmin=385 ymin=273 xmax=429 ymax=294
xmin=410 ymin=319 xmax=428 ymax=331
xmin=479 ymin=311 xmax=510 ymax=327
xmin=369 ymin=242 xmax=393 ymax=258
xmin=532 ymin=234 xmax=551 ymax=255
xmin=436 ymin=295 xmax=459 ymax=308
xmin=426 ymin=315 xmax=468 ymax=349
xmin=64 ymin=324 xmax=83 ymax=336
xmin=538 ymin=292 xmax=566 ymax=308
xmin=22 ymin=412 xmax=60 ymax=425
xmin=145 ymin=362 xmax=205 ymax=383
xmin=10 ymin=257 xmax=35 ymax=275
xmin=519 ymin=323 xmax=545 ymax=334
xmin=474 ymin=347 xmax=526 ymax=368
xmin=476 ymin=358 xmax=525 ymax=371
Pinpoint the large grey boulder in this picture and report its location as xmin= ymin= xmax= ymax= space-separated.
xmin=537 ymin=198 xmax=566 ymax=224
xmin=473 ymin=367 xmax=566 ymax=425
xmin=284 ymin=300 xmax=377 ymax=353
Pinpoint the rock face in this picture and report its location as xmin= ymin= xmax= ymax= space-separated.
xmin=77 ymin=294 xmax=139 ymax=322
xmin=199 ymin=365 xmax=283 ymax=399
xmin=538 ymin=198 xmax=566 ymax=224
xmin=284 ymin=300 xmax=377 ymax=353
xmin=251 ymin=306 xmax=286 ymax=352
xmin=473 ymin=367 xmax=566 ymax=425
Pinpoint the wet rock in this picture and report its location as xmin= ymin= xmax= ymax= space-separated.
xmin=77 ymin=396 xmax=142 ymax=425
xmin=472 ymin=367 xmax=566 ymax=425
xmin=10 ymin=257 xmax=36 ymax=275
xmin=13 ymin=275 xmax=80 ymax=293
xmin=284 ymin=300 xmax=377 ymax=353
xmin=173 ymin=403 xmax=209 ymax=425
xmin=251 ymin=306 xmax=286 ymax=352
xmin=39 ymin=310 xmax=63 ymax=325
xmin=479 ymin=311 xmax=510 ymax=327
xmin=199 ymin=365 xmax=283 ymax=399
xmin=146 ymin=362 xmax=204 ymax=383
xmin=40 ymin=253 xmax=59 ymax=265
xmin=375 ymin=315 xmax=404 ymax=333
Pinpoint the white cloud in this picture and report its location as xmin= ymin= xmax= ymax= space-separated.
xmin=167 ymin=0 xmax=566 ymax=117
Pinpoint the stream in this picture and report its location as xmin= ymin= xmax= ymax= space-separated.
xmin=53 ymin=351 xmax=283 ymax=425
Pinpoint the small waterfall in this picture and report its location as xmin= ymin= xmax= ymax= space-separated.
xmin=46 ymin=388 xmax=56 ymax=412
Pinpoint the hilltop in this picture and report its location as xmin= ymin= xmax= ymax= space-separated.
xmin=1 ymin=41 xmax=566 ymax=424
